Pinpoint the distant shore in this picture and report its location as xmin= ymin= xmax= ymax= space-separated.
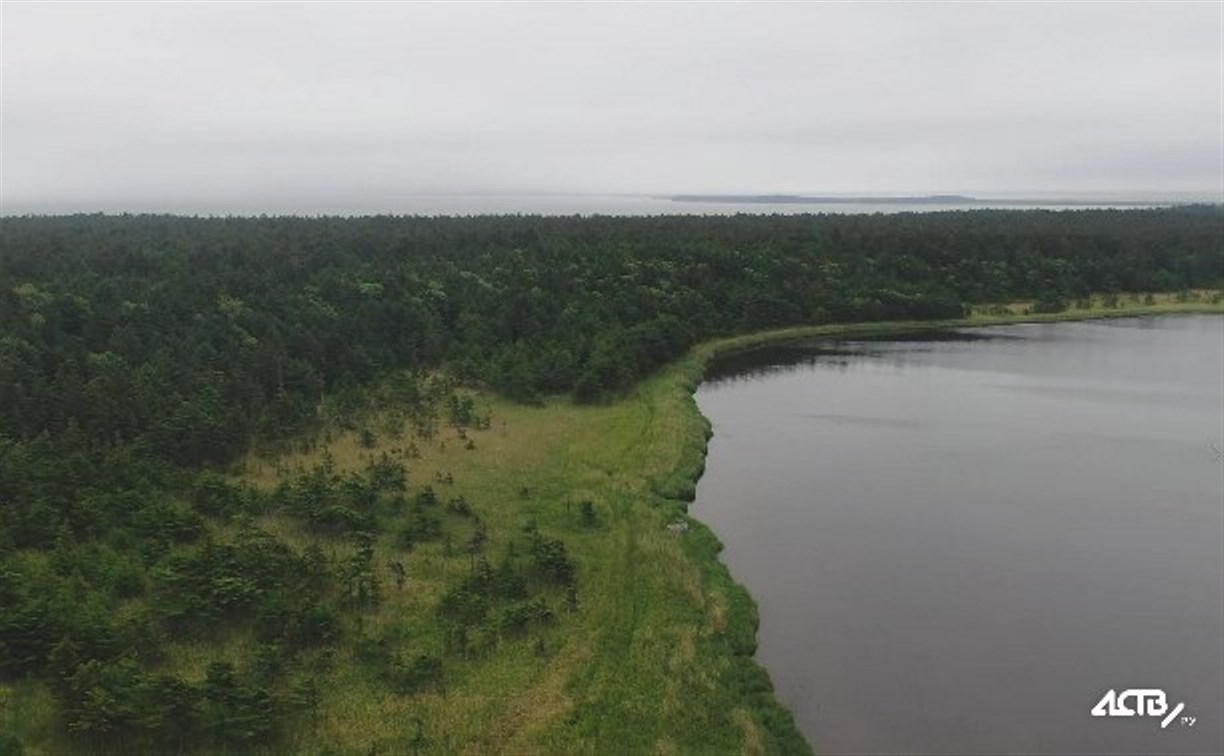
xmin=667 ymin=193 xmax=1210 ymax=207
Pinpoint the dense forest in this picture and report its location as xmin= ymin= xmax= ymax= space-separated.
xmin=1 ymin=207 xmax=1221 ymax=751
xmin=4 ymin=208 xmax=1220 ymax=456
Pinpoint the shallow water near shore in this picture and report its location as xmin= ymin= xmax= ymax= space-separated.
xmin=694 ymin=315 xmax=1224 ymax=754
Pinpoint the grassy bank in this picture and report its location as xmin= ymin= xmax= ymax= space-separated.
xmin=8 ymin=295 xmax=1216 ymax=755
xmin=234 ymin=352 xmax=814 ymax=753
xmin=254 ymin=294 xmax=1220 ymax=753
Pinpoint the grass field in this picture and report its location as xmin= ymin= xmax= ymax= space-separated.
xmin=235 ymin=352 xmax=808 ymax=754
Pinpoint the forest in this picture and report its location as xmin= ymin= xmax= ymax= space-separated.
xmin=0 ymin=207 xmax=1221 ymax=752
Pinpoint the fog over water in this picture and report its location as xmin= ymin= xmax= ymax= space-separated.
xmin=695 ymin=316 xmax=1224 ymax=754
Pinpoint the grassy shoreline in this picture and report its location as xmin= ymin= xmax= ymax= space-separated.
xmin=10 ymin=299 xmax=1216 ymax=754
xmin=271 ymin=297 xmax=1218 ymax=753
xmin=632 ymin=296 xmax=1222 ymax=753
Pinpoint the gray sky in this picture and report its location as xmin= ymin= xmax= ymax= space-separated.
xmin=2 ymin=1 xmax=1221 ymax=213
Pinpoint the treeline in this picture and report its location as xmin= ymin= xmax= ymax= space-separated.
xmin=3 ymin=208 xmax=1219 ymax=464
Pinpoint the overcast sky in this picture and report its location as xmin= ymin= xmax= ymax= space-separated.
xmin=2 ymin=1 xmax=1221 ymax=213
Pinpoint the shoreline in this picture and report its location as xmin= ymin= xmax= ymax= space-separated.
xmin=10 ymin=301 xmax=1216 ymax=753
xmin=647 ymin=299 xmax=1223 ymax=751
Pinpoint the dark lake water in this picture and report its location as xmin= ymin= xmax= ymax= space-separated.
xmin=694 ymin=315 xmax=1223 ymax=755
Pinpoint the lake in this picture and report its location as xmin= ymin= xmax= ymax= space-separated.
xmin=693 ymin=315 xmax=1223 ymax=754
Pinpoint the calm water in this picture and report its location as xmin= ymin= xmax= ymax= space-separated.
xmin=694 ymin=316 xmax=1223 ymax=754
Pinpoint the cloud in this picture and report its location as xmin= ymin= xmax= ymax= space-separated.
xmin=2 ymin=1 xmax=1220 ymax=212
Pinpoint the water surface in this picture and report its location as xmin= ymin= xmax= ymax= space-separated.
xmin=694 ymin=316 xmax=1223 ymax=754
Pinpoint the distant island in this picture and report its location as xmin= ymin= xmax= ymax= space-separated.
xmin=667 ymin=194 xmax=1181 ymax=206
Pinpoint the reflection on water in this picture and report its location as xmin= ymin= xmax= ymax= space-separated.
xmin=694 ymin=315 xmax=1223 ymax=755
xmin=704 ymin=331 xmax=1009 ymax=385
